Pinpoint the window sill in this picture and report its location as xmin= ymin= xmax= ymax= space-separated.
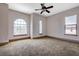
xmin=64 ymin=34 xmax=77 ymax=36
xmin=13 ymin=34 xmax=27 ymax=37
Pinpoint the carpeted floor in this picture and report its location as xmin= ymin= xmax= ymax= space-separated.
xmin=0 ymin=37 xmax=79 ymax=56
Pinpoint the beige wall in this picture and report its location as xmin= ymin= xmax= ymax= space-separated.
xmin=0 ymin=4 xmax=8 ymax=43
xmin=47 ymin=6 xmax=79 ymax=42
xmin=32 ymin=13 xmax=47 ymax=38
xmin=8 ymin=10 xmax=30 ymax=40
xmin=8 ymin=10 xmax=47 ymax=39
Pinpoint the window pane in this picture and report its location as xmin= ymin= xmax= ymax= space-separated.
xmin=39 ymin=20 xmax=42 ymax=34
xmin=65 ymin=15 xmax=77 ymax=25
xmin=65 ymin=24 xmax=76 ymax=34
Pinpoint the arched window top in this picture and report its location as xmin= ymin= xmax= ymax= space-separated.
xmin=14 ymin=19 xmax=26 ymax=24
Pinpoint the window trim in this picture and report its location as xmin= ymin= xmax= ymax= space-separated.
xmin=64 ymin=15 xmax=77 ymax=36
xmin=13 ymin=19 xmax=27 ymax=36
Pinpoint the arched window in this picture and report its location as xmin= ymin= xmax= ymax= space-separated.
xmin=14 ymin=19 xmax=27 ymax=35
xmin=39 ymin=20 xmax=43 ymax=34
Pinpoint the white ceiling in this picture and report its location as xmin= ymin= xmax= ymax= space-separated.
xmin=8 ymin=3 xmax=79 ymax=17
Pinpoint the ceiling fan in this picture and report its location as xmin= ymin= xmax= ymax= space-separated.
xmin=35 ymin=3 xmax=53 ymax=14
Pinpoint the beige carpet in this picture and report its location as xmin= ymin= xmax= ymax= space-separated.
xmin=0 ymin=37 xmax=79 ymax=56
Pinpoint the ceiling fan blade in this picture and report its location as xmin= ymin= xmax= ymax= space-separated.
xmin=46 ymin=10 xmax=50 ymax=13
xmin=35 ymin=9 xmax=42 ymax=11
xmin=40 ymin=10 xmax=44 ymax=14
xmin=46 ymin=6 xmax=53 ymax=9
